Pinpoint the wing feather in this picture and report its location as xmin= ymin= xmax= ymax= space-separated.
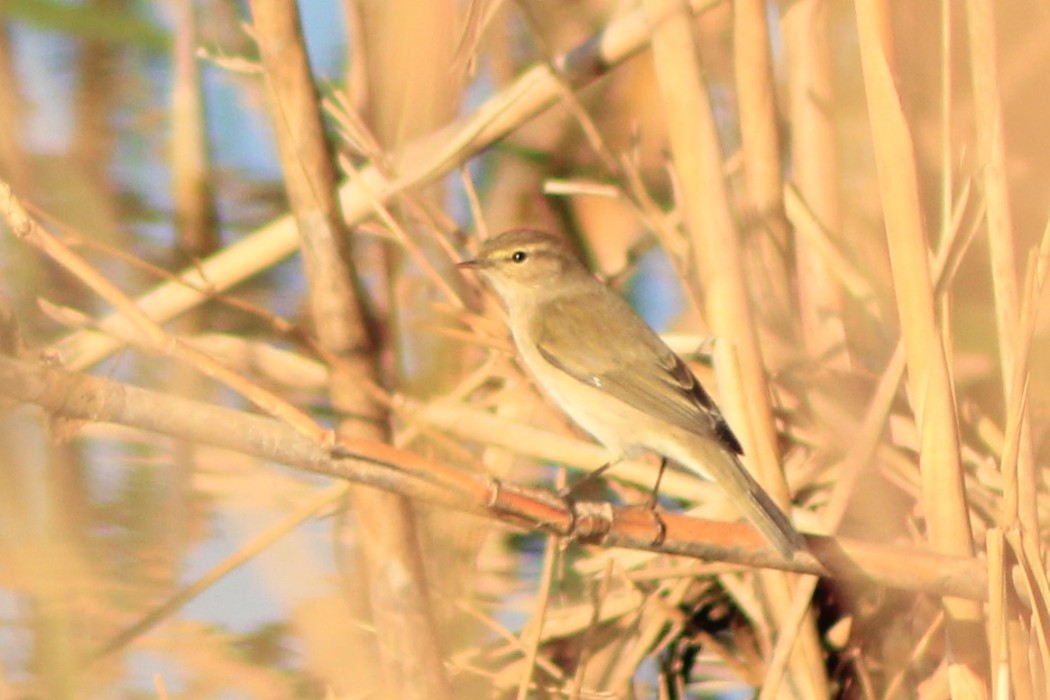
xmin=532 ymin=291 xmax=743 ymax=455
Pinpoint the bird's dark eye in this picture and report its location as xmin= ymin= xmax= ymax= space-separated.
xmin=511 ymin=250 xmax=528 ymax=263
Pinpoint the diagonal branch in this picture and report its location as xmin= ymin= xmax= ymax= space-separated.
xmin=51 ymin=0 xmax=723 ymax=372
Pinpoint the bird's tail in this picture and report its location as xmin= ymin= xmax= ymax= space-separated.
xmin=673 ymin=438 xmax=806 ymax=558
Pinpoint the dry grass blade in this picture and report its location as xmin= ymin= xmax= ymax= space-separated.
xmin=47 ymin=0 xmax=723 ymax=373
xmin=965 ymin=0 xmax=1021 ymax=387
xmin=606 ymin=576 xmax=693 ymax=692
xmin=783 ymin=0 xmax=847 ymax=366
xmin=733 ymin=0 xmax=793 ymax=329
xmin=515 ymin=528 xmax=561 ymax=700
xmin=171 ymin=0 xmax=216 ymax=258
xmin=7 ymin=0 xmax=1050 ymax=694
xmin=642 ymin=1 xmax=828 ymax=696
xmin=93 ymin=483 xmax=351 ymax=660
xmin=1001 ymin=216 xmax=1050 ymax=531
xmin=250 ymin=1 xmax=453 ymax=694
xmin=1005 ymin=531 xmax=1050 ymax=690
xmin=985 ymin=529 xmax=1009 ymax=697
xmin=1000 ymin=253 xmax=1037 ymax=526
xmin=0 ymin=180 xmax=328 ymax=444
xmin=852 ymin=1 xmax=987 ymax=693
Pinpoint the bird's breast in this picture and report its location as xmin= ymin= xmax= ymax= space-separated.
xmin=512 ymin=328 xmax=636 ymax=456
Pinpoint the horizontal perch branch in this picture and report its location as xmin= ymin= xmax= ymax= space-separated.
xmin=0 ymin=354 xmax=988 ymax=602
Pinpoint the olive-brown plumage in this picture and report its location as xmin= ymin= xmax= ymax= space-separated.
xmin=459 ymin=229 xmax=804 ymax=557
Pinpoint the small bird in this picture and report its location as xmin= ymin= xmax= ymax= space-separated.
xmin=458 ymin=228 xmax=805 ymax=557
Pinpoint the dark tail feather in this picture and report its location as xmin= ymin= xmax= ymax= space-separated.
xmin=683 ymin=443 xmax=806 ymax=558
xmin=738 ymin=468 xmax=807 ymax=558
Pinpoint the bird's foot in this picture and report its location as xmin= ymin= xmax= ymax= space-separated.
xmin=620 ymin=500 xmax=667 ymax=547
xmin=649 ymin=510 xmax=667 ymax=547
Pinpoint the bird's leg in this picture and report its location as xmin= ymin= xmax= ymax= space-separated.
xmin=644 ymin=457 xmax=668 ymax=546
xmin=557 ymin=460 xmax=618 ymax=499
xmin=645 ymin=456 xmax=669 ymax=510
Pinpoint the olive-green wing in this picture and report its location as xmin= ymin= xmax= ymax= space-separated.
xmin=532 ymin=291 xmax=743 ymax=455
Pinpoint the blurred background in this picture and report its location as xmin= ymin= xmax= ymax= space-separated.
xmin=1 ymin=0 xmax=1049 ymax=697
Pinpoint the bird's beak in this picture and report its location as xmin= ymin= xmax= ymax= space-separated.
xmin=457 ymin=258 xmax=483 ymax=270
